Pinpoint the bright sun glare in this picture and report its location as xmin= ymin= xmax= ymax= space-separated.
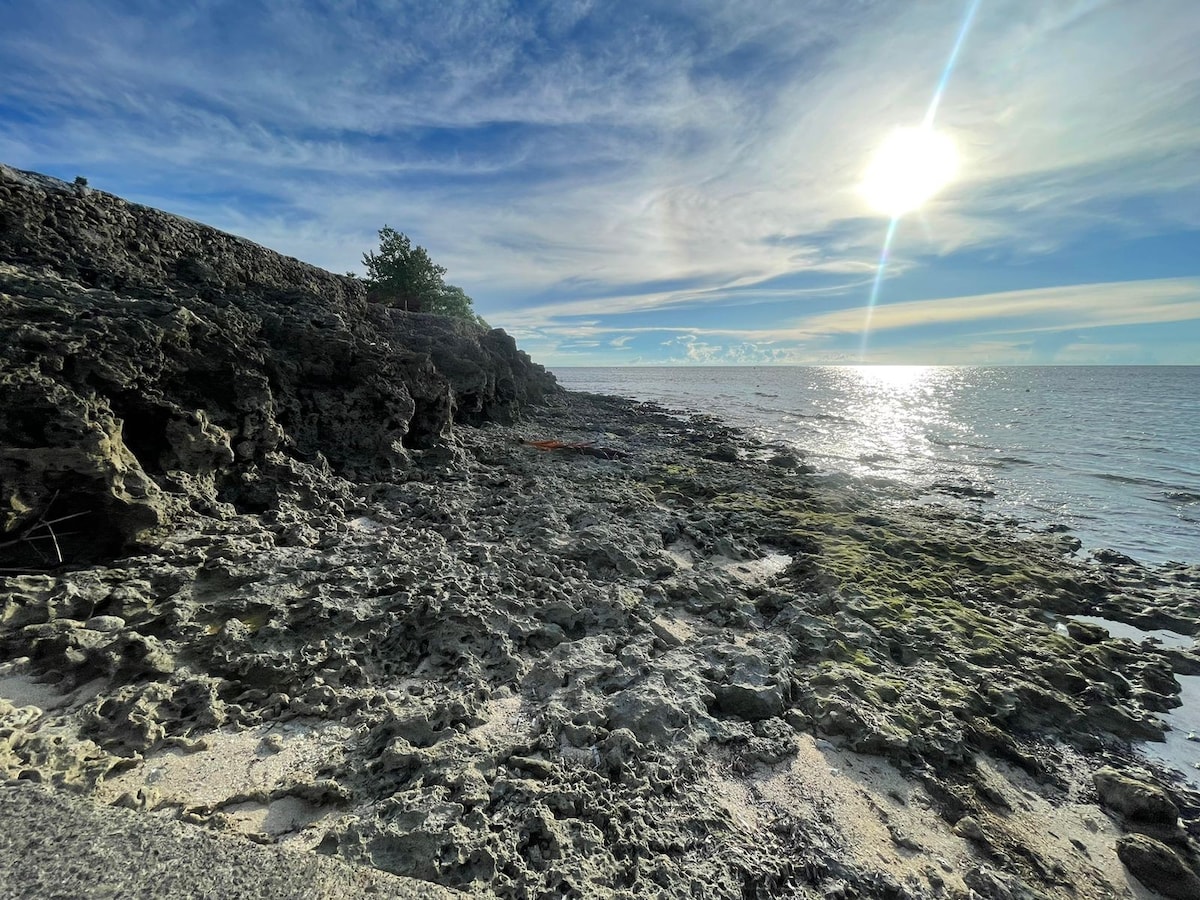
xmin=861 ymin=126 xmax=959 ymax=218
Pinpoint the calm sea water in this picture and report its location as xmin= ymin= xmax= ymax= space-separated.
xmin=554 ymin=366 xmax=1200 ymax=566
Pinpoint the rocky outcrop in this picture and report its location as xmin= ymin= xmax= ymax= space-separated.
xmin=0 ymin=163 xmax=555 ymax=566
xmin=0 ymin=167 xmax=360 ymax=305
xmin=1094 ymin=766 xmax=1184 ymax=840
xmin=1116 ymin=834 xmax=1200 ymax=899
xmin=379 ymin=314 xmax=558 ymax=426
xmin=3 ymin=385 xmax=1199 ymax=898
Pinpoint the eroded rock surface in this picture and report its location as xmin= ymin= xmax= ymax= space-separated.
xmin=3 ymin=391 xmax=1199 ymax=898
xmin=3 ymin=167 xmax=1200 ymax=899
xmin=0 ymin=163 xmax=554 ymax=568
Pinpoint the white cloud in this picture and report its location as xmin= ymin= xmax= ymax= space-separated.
xmin=2 ymin=0 xmax=1198 ymax=336
xmin=515 ymin=276 xmax=1200 ymax=366
xmin=490 ymin=275 xmax=877 ymax=329
xmin=791 ymin=277 xmax=1200 ymax=337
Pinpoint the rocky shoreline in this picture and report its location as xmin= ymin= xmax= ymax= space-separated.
xmin=3 ymin=166 xmax=1200 ymax=898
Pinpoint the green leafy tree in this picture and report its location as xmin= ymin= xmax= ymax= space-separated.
xmin=361 ymin=226 xmax=447 ymax=312
xmin=360 ymin=227 xmax=486 ymax=324
xmin=429 ymin=284 xmax=488 ymax=327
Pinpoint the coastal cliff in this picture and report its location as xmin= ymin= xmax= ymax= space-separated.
xmin=0 ymin=163 xmax=554 ymax=567
xmin=2 ymin=166 xmax=1200 ymax=900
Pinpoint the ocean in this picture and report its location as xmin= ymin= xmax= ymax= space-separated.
xmin=554 ymin=366 xmax=1200 ymax=567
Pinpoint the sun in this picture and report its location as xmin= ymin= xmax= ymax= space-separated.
xmin=861 ymin=126 xmax=959 ymax=218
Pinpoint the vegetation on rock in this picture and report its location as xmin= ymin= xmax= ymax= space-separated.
xmin=361 ymin=225 xmax=486 ymax=325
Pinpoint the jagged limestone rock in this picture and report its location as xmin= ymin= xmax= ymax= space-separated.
xmin=0 ymin=163 xmax=555 ymax=566
xmin=1116 ymin=834 xmax=1200 ymax=900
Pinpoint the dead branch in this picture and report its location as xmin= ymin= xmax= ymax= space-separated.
xmin=0 ymin=492 xmax=91 ymax=566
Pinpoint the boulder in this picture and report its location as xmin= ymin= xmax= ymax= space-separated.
xmin=1116 ymin=834 xmax=1200 ymax=899
xmin=712 ymin=682 xmax=786 ymax=722
xmin=1093 ymin=766 xmax=1180 ymax=830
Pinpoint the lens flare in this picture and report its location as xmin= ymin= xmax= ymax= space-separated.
xmin=861 ymin=126 xmax=959 ymax=217
xmin=858 ymin=0 xmax=981 ymax=361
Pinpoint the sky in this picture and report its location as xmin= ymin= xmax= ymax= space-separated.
xmin=2 ymin=0 xmax=1199 ymax=366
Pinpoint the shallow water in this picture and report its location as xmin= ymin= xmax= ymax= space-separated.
xmin=1065 ymin=615 xmax=1196 ymax=651
xmin=1144 ymin=674 xmax=1200 ymax=788
xmin=556 ymin=366 xmax=1200 ymax=565
xmin=1049 ymin=615 xmax=1200 ymax=784
xmin=1056 ymin=615 xmax=1200 ymax=784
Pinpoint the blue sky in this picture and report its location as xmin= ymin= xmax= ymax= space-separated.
xmin=2 ymin=0 xmax=1198 ymax=365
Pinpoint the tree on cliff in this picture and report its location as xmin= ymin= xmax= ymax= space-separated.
xmin=361 ymin=226 xmax=446 ymax=312
xmin=435 ymin=284 xmax=489 ymax=327
xmin=361 ymin=226 xmax=485 ymax=325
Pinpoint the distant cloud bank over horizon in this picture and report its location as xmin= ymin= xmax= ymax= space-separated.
xmin=2 ymin=0 xmax=1198 ymax=364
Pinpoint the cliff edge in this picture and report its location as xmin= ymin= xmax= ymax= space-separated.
xmin=0 ymin=164 xmax=556 ymax=566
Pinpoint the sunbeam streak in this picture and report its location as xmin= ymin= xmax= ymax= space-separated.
xmin=859 ymin=0 xmax=982 ymax=360
xmin=859 ymin=217 xmax=900 ymax=359
xmin=924 ymin=0 xmax=983 ymax=128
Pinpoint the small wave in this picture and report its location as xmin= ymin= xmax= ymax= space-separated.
xmin=1089 ymin=471 xmax=1178 ymax=490
xmin=752 ymin=405 xmax=808 ymax=418
xmin=1163 ymin=491 xmax=1200 ymax=503
xmin=977 ymin=455 xmax=1038 ymax=469
xmin=794 ymin=412 xmax=861 ymax=425
xmin=993 ymin=455 xmax=1037 ymax=466
xmin=753 ymin=391 xmax=779 ymax=398
xmin=931 ymin=480 xmax=996 ymax=499
xmin=858 ymin=453 xmax=897 ymax=464
xmin=926 ymin=436 xmax=993 ymax=451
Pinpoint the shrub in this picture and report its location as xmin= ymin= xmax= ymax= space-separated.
xmin=361 ymin=226 xmax=447 ymax=313
xmin=430 ymin=284 xmax=489 ymax=327
xmin=361 ymin=227 xmax=487 ymax=325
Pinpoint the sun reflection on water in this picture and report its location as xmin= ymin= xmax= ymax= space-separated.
xmin=830 ymin=366 xmax=966 ymax=477
xmin=847 ymin=364 xmax=936 ymax=393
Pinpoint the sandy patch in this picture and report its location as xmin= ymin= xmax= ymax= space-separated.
xmin=98 ymin=722 xmax=356 ymax=847
xmin=220 ymin=795 xmax=329 ymax=840
xmin=0 ymin=672 xmax=75 ymax=712
xmin=716 ymin=552 xmax=792 ymax=585
xmin=665 ymin=538 xmax=699 ymax=571
xmin=0 ymin=660 xmax=106 ymax=713
xmin=468 ymin=692 xmax=530 ymax=746
xmin=710 ymin=734 xmax=1158 ymax=898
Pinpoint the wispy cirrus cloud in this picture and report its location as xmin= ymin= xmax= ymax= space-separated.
xmin=514 ymin=277 xmax=1200 ymax=365
xmin=1 ymin=1 xmax=1198 ymax=364
xmin=786 ymin=277 xmax=1200 ymax=337
xmin=516 ymin=276 xmax=1200 ymax=340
